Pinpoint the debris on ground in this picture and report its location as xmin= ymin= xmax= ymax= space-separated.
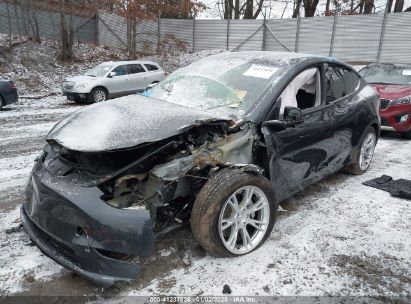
xmin=5 ymin=223 xmax=23 ymax=234
xmin=222 ymin=284 xmax=232 ymax=294
xmin=364 ymin=175 xmax=411 ymax=199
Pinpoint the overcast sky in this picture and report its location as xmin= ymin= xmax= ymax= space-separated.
xmin=197 ymin=0 xmax=411 ymax=19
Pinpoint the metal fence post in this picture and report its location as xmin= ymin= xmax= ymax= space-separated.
xmin=157 ymin=17 xmax=161 ymax=54
xmin=95 ymin=13 xmax=99 ymax=45
xmin=13 ymin=3 xmax=21 ymax=36
xmin=329 ymin=7 xmax=338 ymax=57
xmin=376 ymin=2 xmax=389 ymax=63
xmin=226 ymin=18 xmax=230 ymax=50
xmin=192 ymin=18 xmax=196 ymax=53
xmin=295 ymin=13 xmax=301 ymax=52
xmin=262 ymin=16 xmax=267 ymax=51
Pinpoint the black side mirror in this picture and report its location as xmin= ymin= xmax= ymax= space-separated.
xmin=283 ymin=106 xmax=303 ymax=123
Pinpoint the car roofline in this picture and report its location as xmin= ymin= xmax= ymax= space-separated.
xmin=100 ymin=60 xmax=161 ymax=66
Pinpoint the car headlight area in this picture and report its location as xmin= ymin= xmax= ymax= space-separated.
xmin=74 ymin=83 xmax=90 ymax=90
xmin=392 ymin=95 xmax=411 ymax=105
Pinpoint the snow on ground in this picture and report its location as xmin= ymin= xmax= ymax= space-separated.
xmin=0 ymin=207 xmax=64 ymax=295
xmin=0 ymin=96 xmax=78 ymax=194
xmin=0 ymin=96 xmax=77 ymax=295
xmin=123 ymin=137 xmax=411 ymax=297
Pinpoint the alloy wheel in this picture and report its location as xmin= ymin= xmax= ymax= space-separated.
xmin=218 ymin=185 xmax=270 ymax=255
xmin=93 ymin=89 xmax=106 ymax=102
xmin=359 ymin=132 xmax=376 ymax=171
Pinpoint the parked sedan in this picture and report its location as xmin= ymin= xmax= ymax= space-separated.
xmin=62 ymin=60 xmax=166 ymax=103
xmin=22 ymin=52 xmax=380 ymax=286
xmin=359 ymin=63 xmax=411 ymax=139
xmin=0 ymin=80 xmax=18 ymax=109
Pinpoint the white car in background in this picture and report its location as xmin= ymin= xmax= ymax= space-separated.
xmin=62 ymin=61 xmax=166 ymax=103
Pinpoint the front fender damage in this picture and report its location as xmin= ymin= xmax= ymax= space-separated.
xmin=151 ymin=124 xmax=258 ymax=181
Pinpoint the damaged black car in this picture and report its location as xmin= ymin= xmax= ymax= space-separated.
xmin=21 ymin=51 xmax=380 ymax=286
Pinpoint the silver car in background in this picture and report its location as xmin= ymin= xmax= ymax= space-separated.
xmin=62 ymin=61 xmax=166 ymax=103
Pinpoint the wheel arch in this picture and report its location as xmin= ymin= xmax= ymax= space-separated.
xmin=228 ymin=164 xmax=264 ymax=176
xmin=370 ymin=122 xmax=381 ymax=140
xmin=89 ymin=86 xmax=109 ymax=102
xmin=91 ymin=85 xmax=109 ymax=94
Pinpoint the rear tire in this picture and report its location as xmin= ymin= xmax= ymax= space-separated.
xmin=400 ymin=130 xmax=411 ymax=140
xmin=344 ymin=126 xmax=377 ymax=175
xmin=0 ymin=96 xmax=4 ymax=110
xmin=191 ymin=168 xmax=277 ymax=257
xmin=88 ymin=87 xmax=108 ymax=103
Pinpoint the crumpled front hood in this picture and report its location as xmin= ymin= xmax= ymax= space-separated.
xmin=47 ymin=95 xmax=231 ymax=152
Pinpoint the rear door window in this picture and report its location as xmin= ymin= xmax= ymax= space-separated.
xmin=129 ymin=64 xmax=146 ymax=74
xmin=144 ymin=64 xmax=159 ymax=71
xmin=325 ymin=66 xmax=361 ymax=104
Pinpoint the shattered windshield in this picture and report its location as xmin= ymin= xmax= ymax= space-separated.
xmin=85 ymin=64 xmax=114 ymax=77
xmin=359 ymin=65 xmax=411 ymax=85
xmin=149 ymin=57 xmax=286 ymax=119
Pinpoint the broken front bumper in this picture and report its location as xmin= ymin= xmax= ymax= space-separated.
xmin=21 ymin=159 xmax=154 ymax=286
xmin=62 ymin=91 xmax=88 ymax=101
xmin=380 ymin=104 xmax=411 ymax=132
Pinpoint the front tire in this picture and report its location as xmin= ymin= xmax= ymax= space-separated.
xmin=191 ymin=168 xmax=277 ymax=257
xmin=344 ymin=126 xmax=377 ymax=175
xmin=88 ymin=87 xmax=108 ymax=103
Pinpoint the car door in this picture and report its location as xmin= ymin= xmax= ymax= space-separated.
xmin=323 ymin=65 xmax=364 ymax=166
xmin=105 ymin=65 xmax=130 ymax=95
xmin=262 ymin=66 xmax=339 ymax=202
xmin=128 ymin=64 xmax=148 ymax=92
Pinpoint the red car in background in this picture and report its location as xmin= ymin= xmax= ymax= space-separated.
xmin=359 ymin=63 xmax=411 ymax=139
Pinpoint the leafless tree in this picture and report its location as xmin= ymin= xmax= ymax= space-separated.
xmin=23 ymin=0 xmax=41 ymax=43
xmin=292 ymin=0 xmax=319 ymax=17
xmin=292 ymin=0 xmax=302 ymax=17
xmin=5 ymin=1 xmax=12 ymax=47
xmin=216 ymin=0 xmax=265 ymax=19
xmin=393 ymin=0 xmax=404 ymax=12
xmin=59 ymin=0 xmax=74 ymax=60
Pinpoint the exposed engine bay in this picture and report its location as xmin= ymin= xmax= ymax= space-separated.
xmin=45 ymin=121 xmax=258 ymax=233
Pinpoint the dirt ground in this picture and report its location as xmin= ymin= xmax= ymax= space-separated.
xmin=0 ymin=95 xmax=410 ymax=301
